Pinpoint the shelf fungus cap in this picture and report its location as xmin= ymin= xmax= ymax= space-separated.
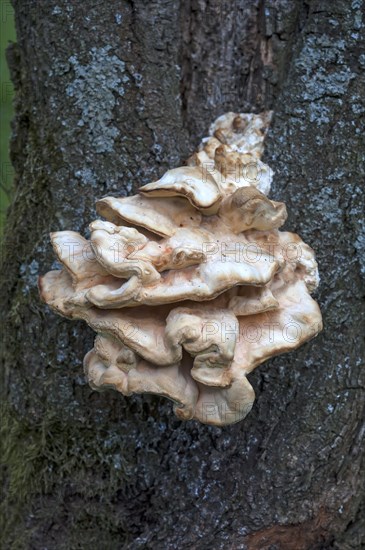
xmin=39 ymin=111 xmax=322 ymax=426
xmin=218 ymin=186 xmax=287 ymax=233
xmin=188 ymin=111 xmax=274 ymax=196
xmin=139 ymin=166 xmax=222 ymax=214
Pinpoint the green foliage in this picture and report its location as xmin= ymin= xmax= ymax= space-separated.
xmin=0 ymin=1 xmax=15 ymax=235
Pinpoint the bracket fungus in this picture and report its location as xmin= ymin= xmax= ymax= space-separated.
xmin=39 ymin=112 xmax=322 ymax=426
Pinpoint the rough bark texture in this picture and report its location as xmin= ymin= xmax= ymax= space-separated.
xmin=1 ymin=0 xmax=364 ymax=548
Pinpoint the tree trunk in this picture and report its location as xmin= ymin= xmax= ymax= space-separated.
xmin=1 ymin=0 xmax=364 ymax=548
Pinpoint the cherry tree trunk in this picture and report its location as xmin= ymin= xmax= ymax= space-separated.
xmin=1 ymin=0 xmax=364 ymax=548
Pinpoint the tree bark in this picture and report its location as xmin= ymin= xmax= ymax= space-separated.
xmin=1 ymin=1 xmax=364 ymax=548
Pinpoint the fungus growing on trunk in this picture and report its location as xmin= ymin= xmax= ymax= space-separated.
xmin=39 ymin=112 xmax=322 ymax=426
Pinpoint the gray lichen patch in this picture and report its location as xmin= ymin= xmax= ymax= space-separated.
xmin=66 ymin=46 xmax=129 ymax=153
xmin=19 ymin=259 xmax=40 ymax=295
xmin=75 ymin=167 xmax=97 ymax=187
